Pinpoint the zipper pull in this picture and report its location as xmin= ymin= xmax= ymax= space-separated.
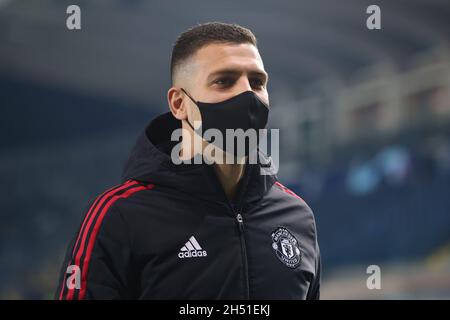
xmin=236 ymin=213 xmax=243 ymax=223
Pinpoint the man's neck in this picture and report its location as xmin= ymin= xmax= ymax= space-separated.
xmin=213 ymin=162 xmax=245 ymax=203
xmin=179 ymin=127 xmax=246 ymax=202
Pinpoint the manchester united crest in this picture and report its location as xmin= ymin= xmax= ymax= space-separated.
xmin=271 ymin=227 xmax=302 ymax=268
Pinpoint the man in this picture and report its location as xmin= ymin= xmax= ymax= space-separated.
xmin=56 ymin=22 xmax=321 ymax=300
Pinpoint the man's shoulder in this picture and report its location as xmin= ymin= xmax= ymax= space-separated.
xmin=84 ymin=179 xmax=155 ymax=218
xmin=270 ymin=180 xmax=316 ymax=222
xmin=272 ymin=181 xmax=309 ymax=207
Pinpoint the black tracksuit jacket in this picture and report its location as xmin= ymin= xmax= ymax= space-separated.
xmin=55 ymin=112 xmax=321 ymax=300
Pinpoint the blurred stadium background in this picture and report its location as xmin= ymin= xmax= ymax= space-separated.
xmin=0 ymin=0 xmax=449 ymax=299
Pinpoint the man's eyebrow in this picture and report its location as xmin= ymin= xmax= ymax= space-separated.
xmin=206 ymin=68 xmax=268 ymax=83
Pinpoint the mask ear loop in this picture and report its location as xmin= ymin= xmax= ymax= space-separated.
xmin=180 ymin=88 xmax=201 ymax=132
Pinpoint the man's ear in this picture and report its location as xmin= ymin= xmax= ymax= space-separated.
xmin=167 ymin=87 xmax=188 ymax=120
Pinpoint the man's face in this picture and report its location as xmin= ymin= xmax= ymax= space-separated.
xmin=184 ymin=42 xmax=269 ymax=126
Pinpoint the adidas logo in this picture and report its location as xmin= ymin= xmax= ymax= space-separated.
xmin=178 ymin=236 xmax=208 ymax=259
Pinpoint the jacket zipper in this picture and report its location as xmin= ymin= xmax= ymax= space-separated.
xmin=205 ymin=163 xmax=251 ymax=299
xmin=235 ymin=210 xmax=250 ymax=299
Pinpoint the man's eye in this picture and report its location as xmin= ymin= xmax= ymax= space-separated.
xmin=214 ymin=78 xmax=233 ymax=86
xmin=251 ymin=78 xmax=264 ymax=88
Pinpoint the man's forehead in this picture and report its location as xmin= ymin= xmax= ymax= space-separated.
xmin=193 ymin=42 xmax=265 ymax=75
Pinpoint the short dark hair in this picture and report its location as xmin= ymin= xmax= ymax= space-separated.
xmin=170 ymin=22 xmax=258 ymax=83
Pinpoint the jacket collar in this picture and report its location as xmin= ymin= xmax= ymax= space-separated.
xmin=121 ymin=112 xmax=277 ymax=207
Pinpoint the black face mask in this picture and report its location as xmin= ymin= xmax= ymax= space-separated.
xmin=181 ymin=88 xmax=269 ymax=158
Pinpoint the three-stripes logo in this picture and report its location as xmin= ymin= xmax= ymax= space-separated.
xmin=178 ymin=236 xmax=207 ymax=259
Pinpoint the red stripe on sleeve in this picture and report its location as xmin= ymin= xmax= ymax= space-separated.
xmin=77 ymin=183 xmax=154 ymax=299
xmin=60 ymin=180 xmax=138 ymax=300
